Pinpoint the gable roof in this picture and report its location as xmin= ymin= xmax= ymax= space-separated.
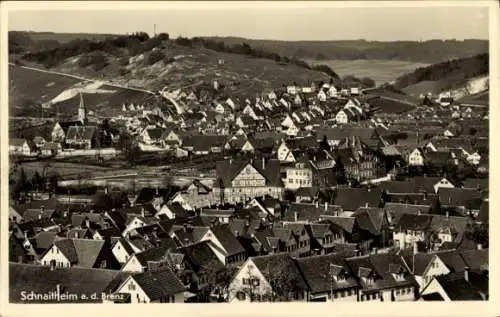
xmin=129 ymin=267 xmax=186 ymax=300
xmin=334 ymin=188 xmax=382 ymax=211
xmin=216 ymin=159 xmax=283 ymax=188
xmin=211 ymin=224 xmax=245 ymax=256
xmin=250 ymin=253 xmax=308 ymax=292
xmin=295 ymin=253 xmax=357 ymax=294
xmin=65 ymin=126 xmax=97 ymax=141
xmin=353 ymin=207 xmax=385 ymax=236
xmin=180 ymin=241 xmax=224 ymax=273
xmin=433 ymin=272 xmax=487 ymax=300
xmin=437 ymin=188 xmax=483 ymax=208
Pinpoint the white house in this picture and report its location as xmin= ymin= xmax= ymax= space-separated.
xmin=287 ymin=86 xmax=298 ymax=95
xmin=403 ymin=253 xmax=451 ymax=292
xmin=112 ymin=239 xmax=134 ymax=265
xmin=317 ymin=90 xmax=327 ymax=102
xmin=328 ymin=86 xmax=339 ymax=98
xmin=408 ymin=148 xmax=425 ymax=166
xmin=281 ymin=114 xmax=294 ymax=128
xmin=10 ymin=139 xmax=32 ymax=156
xmin=335 ymin=110 xmax=349 ymax=124
xmin=284 ymin=162 xmax=313 ymax=190
xmin=114 ymin=269 xmax=186 ymax=303
xmin=277 ymin=142 xmax=295 ymax=162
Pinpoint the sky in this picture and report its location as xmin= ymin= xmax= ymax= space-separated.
xmin=7 ymin=3 xmax=490 ymax=41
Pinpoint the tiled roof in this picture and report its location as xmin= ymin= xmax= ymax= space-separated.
xmin=437 ymin=188 xmax=483 ymax=209
xmin=52 ymin=239 xmax=106 ymax=268
xmin=346 ymin=253 xmax=417 ymax=291
xmin=211 ymin=224 xmax=245 ymax=256
xmin=131 ymin=267 xmax=186 ymax=300
xmin=402 ymin=253 xmax=435 ymax=275
xmin=353 ymin=207 xmax=385 ymax=236
xmin=65 ymin=125 xmax=97 ymax=141
xmin=134 ymin=246 xmax=175 ymax=267
xmin=384 ymin=203 xmax=432 ymax=226
xmin=9 ymin=263 xmax=126 ymax=303
xmin=295 ymin=253 xmax=357 ymax=294
xmin=394 ymin=213 xmax=433 ymax=232
xmin=433 ymin=272 xmax=487 ymax=300
xmin=180 ymin=241 xmax=224 ymax=273
xmin=334 ymin=188 xmax=383 ymax=211
xmin=250 ymin=253 xmax=308 ymax=292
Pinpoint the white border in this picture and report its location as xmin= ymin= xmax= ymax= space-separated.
xmin=1 ymin=1 xmax=499 ymax=317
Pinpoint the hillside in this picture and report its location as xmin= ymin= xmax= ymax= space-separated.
xmin=205 ymin=37 xmax=489 ymax=64
xmin=394 ymin=53 xmax=489 ymax=98
xmin=10 ymin=35 xmax=335 ymax=118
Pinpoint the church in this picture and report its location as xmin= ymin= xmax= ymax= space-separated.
xmin=50 ymin=92 xmax=100 ymax=149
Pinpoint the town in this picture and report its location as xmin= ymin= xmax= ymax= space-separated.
xmin=9 ymin=72 xmax=489 ymax=303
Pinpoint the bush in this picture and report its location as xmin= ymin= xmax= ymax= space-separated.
xmin=78 ymin=52 xmax=108 ymax=71
xmin=118 ymin=57 xmax=129 ymax=66
xmin=146 ymin=50 xmax=165 ymax=65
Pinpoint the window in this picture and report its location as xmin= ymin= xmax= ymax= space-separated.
xmin=52 ymin=248 xmax=55 ymax=253
xmin=372 ymin=293 xmax=377 ymax=300
xmin=347 ymin=289 xmax=352 ymax=296
xmin=333 ymin=293 xmax=338 ymax=299
xmin=129 ymin=282 xmax=136 ymax=291
xmin=340 ymin=291 xmax=345 ymax=298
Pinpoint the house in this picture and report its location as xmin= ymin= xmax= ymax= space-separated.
xmin=10 ymin=197 xmax=59 ymax=224
xmin=413 ymin=176 xmax=455 ymax=194
xmin=393 ymin=213 xmax=433 ymax=250
xmin=9 ymin=263 xmax=126 ymax=303
xmin=282 ymin=223 xmax=312 ymax=257
xmin=179 ymin=240 xmax=226 ymax=293
xmin=214 ymin=159 xmax=284 ymax=204
xmin=156 ymin=202 xmax=190 ymax=220
xmin=32 ymin=136 xmax=46 ymax=149
xmin=284 ymin=161 xmax=313 ymax=190
xmin=420 ymin=270 xmax=488 ymax=301
xmin=295 ymin=253 xmax=358 ymax=301
xmin=121 ymin=246 xmax=176 ymax=273
xmin=305 ymin=223 xmax=345 ymax=255
xmin=228 ymin=253 xmax=308 ymax=302
xmin=402 ymin=252 xmax=451 ymax=292
xmin=408 ymin=148 xmax=425 ymax=166
xmin=65 ymin=126 xmax=99 ymax=149
xmin=111 ymin=238 xmax=136 ymax=265
xmin=39 ymin=238 xmax=119 ymax=269
xmin=10 ymin=138 xmax=33 ymax=156
xmin=247 ymin=196 xmax=281 ymax=219
xmin=317 ymin=90 xmax=327 ymax=102
xmin=277 ymin=140 xmax=296 ymax=162
xmin=51 ymin=120 xmax=83 ymax=142
xmin=345 ymin=253 xmax=418 ymax=301
xmin=334 ymin=188 xmax=383 ymax=212
xmin=41 ymin=142 xmax=62 ymax=156
xmin=335 ymin=110 xmax=350 ymax=124
xmin=182 ymin=135 xmax=227 ymax=155
xmin=437 ymin=188 xmax=483 ymax=217
xmin=113 ymin=266 xmax=186 ymax=303
xmin=204 ymin=224 xmax=246 ymax=266
xmin=236 ymin=115 xmax=256 ymax=129
xmin=352 ymin=207 xmax=390 ymax=251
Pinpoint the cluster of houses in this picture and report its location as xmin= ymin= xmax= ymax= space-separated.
xmin=10 ymin=93 xmax=116 ymax=157
xmin=9 ymin=78 xmax=489 ymax=303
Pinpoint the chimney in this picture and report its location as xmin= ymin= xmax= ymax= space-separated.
xmin=141 ymin=207 xmax=145 ymax=218
xmin=294 ymin=211 xmax=298 ymax=222
xmin=477 ymin=243 xmax=483 ymax=250
xmin=156 ymin=186 xmax=159 ymax=196
xmin=235 ymin=230 xmax=239 ymax=237
xmin=104 ymin=187 xmax=108 ymax=194
xmin=464 ymin=267 xmax=470 ymax=282
xmin=316 ymin=201 xmax=319 ymax=208
xmin=413 ymin=241 xmax=418 ymax=256
xmin=417 ymin=209 xmax=422 ymax=216
xmin=262 ymin=157 xmax=266 ymax=170
xmin=445 ymin=211 xmax=449 ymax=218
xmin=325 ymin=202 xmax=328 ymax=211
xmin=365 ymin=202 xmax=368 ymax=208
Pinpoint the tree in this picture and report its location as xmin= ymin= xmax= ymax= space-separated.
xmin=319 ymin=135 xmax=330 ymax=152
xmin=465 ymin=222 xmax=489 ymax=247
xmin=117 ymin=131 xmax=141 ymax=167
xmin=157 ymin=33 xmax=170 ymax=41
xmin=12 ymin=167 xmax=29 ymax=200
xmin=31 ymin=171 xmax=44 ymax=192
xmin=361 ymin=77 xmax=376 ymax=88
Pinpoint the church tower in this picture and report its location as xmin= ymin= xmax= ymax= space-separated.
xmin=78 ymin=92 xmax=86 ymax=124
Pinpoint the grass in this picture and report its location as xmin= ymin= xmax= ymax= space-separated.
xmin=306 ymin=59 xmax=429 ymax=86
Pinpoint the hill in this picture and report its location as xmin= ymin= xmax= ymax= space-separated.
xmin=394 ymin=53 xmax=489 ymax=98
xmin=204 ymin=37 xmax=489 ymax=64
xmin=10 ymin=34 xmax=337 ymax=118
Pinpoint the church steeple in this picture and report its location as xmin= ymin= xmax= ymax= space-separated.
xmin=78 ymin=92 xmax=86 ymax=124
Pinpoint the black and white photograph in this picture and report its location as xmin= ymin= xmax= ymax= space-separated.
xmin=2 ymin=0 xmax=497 ymax=313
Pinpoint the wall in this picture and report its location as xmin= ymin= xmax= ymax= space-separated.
xmin=285 ymin=167 xmax=313 ymax=190
xmin=112 ymin=241 xmax=131 ymax=264
xmin=228 ymin=259 xmax=273 ymax=302
xmin=421 ymin=256 xmax=450 ymax=291
xmin=116 ymin=277 xmax=151 ymax=303
xmin=121 ymin=255 xmax=145 ymax=273
xmin=41 ymin=245 xmax=71 ymax=268
xmin=421 ymin=278 xmax=450 ymax=301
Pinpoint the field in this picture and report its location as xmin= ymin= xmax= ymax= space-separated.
xmin=306 ymin=59 xmax=429 ymax=87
